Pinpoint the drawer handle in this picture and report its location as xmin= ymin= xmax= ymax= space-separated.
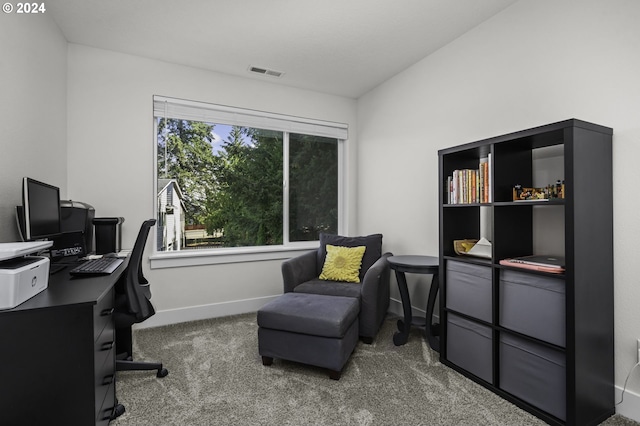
xmin=105 ymin=403 xmax=125 ymax=421
xmin=102 ymin=406 xmax=115 ymax=421
xmin=101 ymin=341 xmax=114 ymax=351
xmin=102 ymin=374 xmax=115 ymax=385
xmin=101 ymin=308 xmax=115 ymax=316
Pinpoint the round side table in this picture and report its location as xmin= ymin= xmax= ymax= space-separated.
xmin=387 ymin=255 xmax=440 ymax=351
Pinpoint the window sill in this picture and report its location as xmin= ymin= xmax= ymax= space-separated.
xmin=149 ymin=243 xmax=318 ymax=269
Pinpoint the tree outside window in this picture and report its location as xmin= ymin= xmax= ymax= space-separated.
xmin=156 ymin=118 xmax=338 ymax=251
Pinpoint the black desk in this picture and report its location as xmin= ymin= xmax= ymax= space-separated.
xmin=387 ymin=255 xmax=440 ymax=351
xmin=0 ymin=260 xmax=128 ymax=426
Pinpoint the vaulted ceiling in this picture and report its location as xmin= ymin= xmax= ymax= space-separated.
xmin=47 ymin=0 xmax=517 ymax=98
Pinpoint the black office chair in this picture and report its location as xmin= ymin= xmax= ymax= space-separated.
xmin=114 ymin=219 xmax=168 ymax=378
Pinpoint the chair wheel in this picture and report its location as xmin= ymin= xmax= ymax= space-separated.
xmin=157 ymin=368 xmax=169 ymax=378
xmin=111 ymin=403 xmax=126 ymax=419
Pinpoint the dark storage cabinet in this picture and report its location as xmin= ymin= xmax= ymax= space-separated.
xmin=438 ymin=119 xmax=614 ymax=426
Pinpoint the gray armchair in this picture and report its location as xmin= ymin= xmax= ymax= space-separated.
xmin=282 ymin=233 xmax=391 ymax=343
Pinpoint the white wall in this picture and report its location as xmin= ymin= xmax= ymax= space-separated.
xmin=0 ymin=13 xmax=67 ymax=242
xmin=357 ymin=0 xmax=640 ymax=420
xmin=66 ymin=44 xmax=358 ymax=322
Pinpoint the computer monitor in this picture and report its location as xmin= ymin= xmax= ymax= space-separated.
xmin=20 ymin=177 xmax=62 ymax=241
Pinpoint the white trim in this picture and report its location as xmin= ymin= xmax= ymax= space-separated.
xmin=283 ymin=133 xmax=290 ymax=244
xmin=152 ymin=95 xmax=346 ymax=260
xmin=616 ymin=383 xmax=640 ymax=422
xmin=388 ymin=297 xmax=430 ymax=319
xmin=153 ymin=95 xmax=348 ymax=139
xmin=150 ymin=245 xmax=316 ymax=269
xmin=133 ymin=295 xmax=280 ymax=329
xmin=338 ymin=138 xmax=347 ymax=235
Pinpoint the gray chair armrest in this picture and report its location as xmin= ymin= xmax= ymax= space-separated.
xmin=359 ymin=252 xmax=392 ymax=338
xmin=282 ymin=250 xmax=318 ymax=293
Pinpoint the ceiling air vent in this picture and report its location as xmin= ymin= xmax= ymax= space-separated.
xmin=248 ymin=65 xmax=284 ymax=78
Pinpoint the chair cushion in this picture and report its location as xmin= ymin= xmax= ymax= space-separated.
xmin=293 ymin=278 xmax=363 ymax=299
xmin=317 ymin=233 xmax=382 ymax=281
xmin=257 ymin=293 xmax=359 ymax=338
xmin=319 ymin=244 xmax=366 ymax=283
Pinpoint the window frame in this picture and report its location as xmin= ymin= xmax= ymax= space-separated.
xmin=150 ymin=96 xmax=348 ymax=269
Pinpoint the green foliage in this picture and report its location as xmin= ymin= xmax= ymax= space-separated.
xmin=157 ymin=119 xmax=217 ymax=224
xmin=205 ymin=127 xmax=284 ymax=246
xmin=158 ymin=119 xmax=338 ymax=248
xmin=289 ymin=134 xmax=338 ymax=241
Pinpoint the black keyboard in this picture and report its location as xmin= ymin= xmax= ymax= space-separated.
xmin=69 ymin=257 xmax=124 ymax=275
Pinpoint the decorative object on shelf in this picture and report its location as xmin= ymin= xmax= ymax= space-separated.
xmin=453 ymin=238 xmax=492 ymax=259
xmin=513 ymin=185 xmax=547 ymax=201
xmin=512 ymin=180 xmax=565 ymax=201
xmin=553 ymin=180 xmax=565 ymax=199
xmin=453 ymin=239 xmax=478 ymax=255
xmin=466 ymin=237 xmax=492 ymax=258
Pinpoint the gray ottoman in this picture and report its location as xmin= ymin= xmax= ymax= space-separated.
xmin=257 ymin=292 xmax=359 ymax=380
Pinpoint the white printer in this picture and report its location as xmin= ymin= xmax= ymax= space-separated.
xmin=0 ymin=241 xmax=52 ymax=310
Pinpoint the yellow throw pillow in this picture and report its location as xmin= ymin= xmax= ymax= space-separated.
xmin=319 ymin=244 xmax=366 ymax=283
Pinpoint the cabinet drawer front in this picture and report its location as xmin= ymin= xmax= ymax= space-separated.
xmin=446 ymin=313 xmax=493 ymax=383
xmin=95 ymin=325 xmax=115 ymax=376
xmin=94 ymin=289 xmax=115 ymax=341
xmin=500 ymin=332 xmax=566 ymax=421
xmin=499 ymin=269 xmax=565 ymax=346
xmin=446 ymin=261 xmax=492 ymax=322
xmin=96 ymin=382 xmax=115 ymax=426
xmin=95 ymin=342 xmax=115 ymax=418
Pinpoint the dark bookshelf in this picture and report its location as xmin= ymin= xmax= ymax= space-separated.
xmin=438 ymin=119 xmax=614 ymax=426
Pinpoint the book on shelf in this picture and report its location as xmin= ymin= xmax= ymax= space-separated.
xmin=499 ymin=255 xmax=565 ymax=274
xmin=487 ymin=153 xmax=492 ymax=203
xmin=445 ymin=155 xmax=491 ymax=204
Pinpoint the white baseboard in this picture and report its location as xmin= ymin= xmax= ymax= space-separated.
xmin=139 ymin=296 xmax=427 ymax=330
xmin=388 ymin=297 xmax=406 ymax=317
xmin=134 ymin=295 xmax=280 ymax=329
xmin=616 ymin=385 xmax=640 ymax=422
xmin=138 ymin=296 xmax=418 ymax=331
xmin=389 ymin=297 xmax=439 ymax=321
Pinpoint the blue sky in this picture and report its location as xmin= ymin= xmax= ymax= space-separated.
xmin=210 ymin=123 xmax=233 ymax=154
xmin=210 ymin=123 xmax=257 ymax=153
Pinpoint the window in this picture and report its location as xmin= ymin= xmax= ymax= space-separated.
xmin=153 ymin=96 xmax=347 ymax=261
xmin=288 ymin=133 xmax=338 ymax=242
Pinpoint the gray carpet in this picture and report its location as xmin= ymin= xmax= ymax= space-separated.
xmin=111 ymin=313 xmax=637 ymax=426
